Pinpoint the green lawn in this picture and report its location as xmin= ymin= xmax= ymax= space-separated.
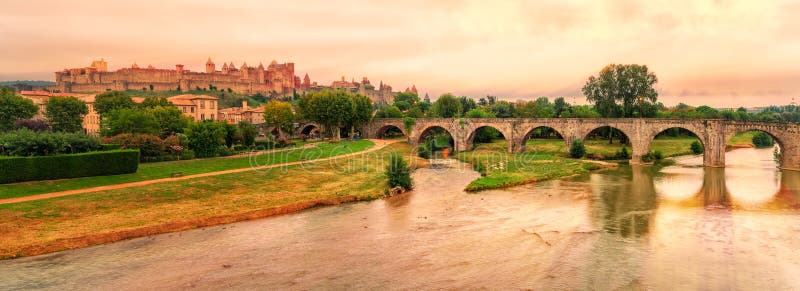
xmin=0 ymin=140 xmax=374 ymax=200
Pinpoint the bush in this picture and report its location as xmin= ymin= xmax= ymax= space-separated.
xmin=217 ymin=146 xmax=235 ymax=157
xmin=653 ymin=150 xmax=664 ymax=160
xmin=569 ymin=139 xmax=586 ymax=158
xmin=186 ymin=121 xmax=226 ymax=158
xmin=0 ymin=129 xmax=101 ymax=156
xmin=0 ymin=150 xmax=139 ymax=183
xmin=14 ymin=118 xmax=50 ymax=131
xmin=385 ymin=152 xmax=412 ymax=189
xmin=690 ymin=140 xmax=703 ymax=154
xmin=180 ymin=149 xmax=195 ymax=160
xmin=254 ymin=140 xmax=276 ymax=149
xmin=752 ymin=132 xmax=775 ymax=148
xmin=107 ymin=133 xmax=165 ymax=162
xmin=417 ymin=144 xmax=431 ymax=159
xmin=101 ymin=144 xmax=121 ymax=150
xmin=472 ymin=159 xmax=487 ymax=177
xmin=641 ymin=152 xmax=655 ymax=163
xmin=615 ymin=147 xmax=630 ymax=159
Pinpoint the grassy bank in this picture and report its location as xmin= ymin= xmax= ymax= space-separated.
xmin=524 ymin=137 xmax=701 ymax=160
xmin=455 ymin=140 xmax=614 ymax=192
xmin=0 ymin=142 xmax=424 ymax=259
xmin=0 ymin=141 xmax=373 ymax=200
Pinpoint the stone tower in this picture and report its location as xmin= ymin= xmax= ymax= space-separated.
xmin=206 ymin=57 xmax=215 ymax=73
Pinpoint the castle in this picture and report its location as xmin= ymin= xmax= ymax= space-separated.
xmin=54 ymin=58 xmax=416 ymax=105
xmin=55 ymin=58 xmax=296 ymax=96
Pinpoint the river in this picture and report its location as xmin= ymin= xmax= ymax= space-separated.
xmin=1 ymin=148 xmax=799 ymax=290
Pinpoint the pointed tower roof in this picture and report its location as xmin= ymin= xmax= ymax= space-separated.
xmin=411 ymin=85 xmax=417 ymax=93
xmin=206 ymin=57 xmax=214 ymax=64
xmin=270 ymin=59 xmax=278 ymax=66
xmin=131 ymin=62 xmax=139 ymax=69
xmin=303 ymin=73 xmax=309 ymax=79
xmin=241 ymin=62 xmax=248 ymax=69
xmin=258 ymin=62 xmax=265 ymax=70
xmin=147 ymin=64 xmax=154 ymax=69
xmin=222 ymin=63 xmax=228 ymax=69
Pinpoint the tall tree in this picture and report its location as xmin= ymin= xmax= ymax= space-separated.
xmin=582 ymin=64 xmax=658 ymax=118
xmin=553 ymin=97 xmax=569 ymax=117
xmin=0 ymin=88 xmax=38 ymax=131
xmin=139 ymin=97 xmax=174 ymax=109
xmin=431 ymin=93 xmax=462 ymax=118
xmin=46 ymin=96 xmax=88 ymax=132
xmin=490 ymin=101 xmax=516 ymax=118
xmin=185 ymin=120 xmax=226 ymax=158
xmin=94 ymin=91 xmax=137 ymax=115
xmin=348 ymin=94 xmax=373 ymax=138
xmin=262 ymin=100 xmax=295 ymax=139
xmin=393 ymin=92 xmax=419 ymax=105
xmin=102 ymin=108 xmax=159 ymax=136
xmin=149 ymin=106 xmax=192 ymax=137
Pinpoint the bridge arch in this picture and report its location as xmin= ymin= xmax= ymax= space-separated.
xmin=518 ymin=125 xmax=568 ymax=153
xmin=375 ymin=124 xmax=406 ymax=138
xmin=299 ymin=123 xmax=321 ymax=136
xmin=642 ymin=124 xmax=707 ymax=164
xmin=725 ymin=128 xmax=786 ymax=166
xmin=464 ymin=125 xmax=511 ymax=152
xmin=416 ymin=125 xmax=455 ymax=148
xmin=581 ymin=124 xmax=636 ymax=160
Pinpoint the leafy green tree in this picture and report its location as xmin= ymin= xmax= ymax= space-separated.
xmin=393 ymin=92 xmax=419 ymax=105
xmin=149 ymin=106 xmax=192 ymax=138
xmin=375 ymin=105 xmax=403 ymax=118
xmin=465 ymin=108 xmax=500 ymax=142
xmin=553 ymin=97 xmax=569 ymax=117
xmin=302 ymin=90 xmax=353 ymax=141
xmin=263 ymin=100 xmax=295 ymax=138
xmin=222 ymin=122 xmax=238 ymax=147
xmin=139 ymin=97 xmax=174 ymax=109
xmin=103 ymin=108 xmax=159 ymax=136
xmin=348 ymin=94 xmax=373 ymax=138
xmin=417 ymin=101 xmax=431 ymax=113
xmin=405 ymin=105 xmax=424 ymax=118
xmin=394 ymin=100 xmax=411 ymax=111
xmin=561 ymin=105 xmax=600 ymax=118
xmin=238 ymin=121 xmax=257 ymax=147
xmin=752 ymin=132 xmax=775 ymax=148
xmin=185 ymin=120 xmax=226 ymax=158
xmin=46 ymin=96 xmax=88 ymax=132
xmin=94 ymin=91 xmax=136 ymax=115
xmin=690 ymin=140 xmax=703 ymax=154
xmin=458 ymin=96 xmax=477 ymax=113
xmin=431 ymin=93 xmax=462 ymax=118
xmin=490 ymin=101 xmax=516 ymax=118
xmin=0 ymin=88 xmax=38 ymax=131
xmin=582 ymin=64 xmax=658 ymax=118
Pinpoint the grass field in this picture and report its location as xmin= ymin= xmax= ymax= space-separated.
xmin=0 ymin=142 xmax=420 ymax=259
xmin=0 ymin=141 xmax=374 ymax=200
xmin=456 ymin=140 xmax=612 ymax=191
xmin=522 ymin=137 xmax=701 ymax=160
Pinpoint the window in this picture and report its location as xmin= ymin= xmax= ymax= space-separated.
xmin=182 ymin=106 xmax=186 ymax=113
xmin=210 ymin=101 xmax=215 ymax=109
xmin=201 ymin=114 xmax=205 ymax=120
xmin=200 ymin=100 xmax=205 ymax=109
xmin=190 ymin=107 xmax=195 ymax=113
xmin=211 ymin=114 xmax=214 ymax=120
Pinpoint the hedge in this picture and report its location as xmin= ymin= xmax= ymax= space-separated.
xmin=0 ymin=149 xmax=140 ymax=183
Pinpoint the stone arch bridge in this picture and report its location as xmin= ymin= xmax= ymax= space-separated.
xmin=361 ymin=118 xmax=800 ymax=170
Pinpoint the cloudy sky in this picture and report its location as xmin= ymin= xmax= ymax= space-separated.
xmin=1 ymin=0 xmax=799 ymax=107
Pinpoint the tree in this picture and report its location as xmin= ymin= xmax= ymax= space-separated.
xmin=582 ymin=64 xmax=658 ymax=118
xmin=690 ymin=140 xmax=703 ymax=154
xmin=102 ymin=108 xmax=159 ymax=136
xmin=149 ymin=106 xmax=192 ymax=138
xmin=465 ymin=108 xmax=500 ymax=142
xmin=553 ymin=97 xmax=569 ymax=117
xmin=752 ymin=132 xmax=775 ymax=148
xmin=0 ymin=88 xmax=38 ymax=131
xmin=185 ymin=120 xmax=226 ymax=158
xmin=458 ymin=96 xmax=477 ymax=113
xmin=222 ymin=122 xmax=238 ymax=147
xmin=348 ymin=94 xmax=373 ymax=138
xmin=238 ymin=121 xmax=257 ymax=147
xmin=301 ymin=90 xmax=354 ymax=141
xmin=139 ymin=97 xmax=174 ymax=109
xmin=570 ymin=140 xmax=586 ymax=158
xmin=394 ymin=100 xmax=411 ymax=111
xmin=46 ymin=96 xmax=88 ymax=132
xmin=431 ymin=93 xmax=462 ymax=118
xmin=394 ymin=92 xmax=419 ymax=105
xmin=94 ymin=91 xmax=136 ymax=115
xmin=491 ymin=101 xmax=516 ymax=118
xmin=375 ymin=105 xmax=403 ymax=118
xmin=262 ymin=100 xmax=295 ymax=138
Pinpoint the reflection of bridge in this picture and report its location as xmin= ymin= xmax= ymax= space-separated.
xmin=362 ymin=118 xmax=800 ymax=170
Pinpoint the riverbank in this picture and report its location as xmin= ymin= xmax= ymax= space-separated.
xmin=0 ymin=140 xmax=371 ymax=200
xmin=0 ymin=142 xmax=426 ymax=259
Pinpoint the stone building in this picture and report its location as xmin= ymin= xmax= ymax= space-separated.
xmin=166 ymin=94 xmax=219 ymax=122
xmin=297 ymin=75 xmax=403 ymax=105
xmin=55 ymin=58 xmax=296 ymax=96
xmin=18 ymin=91 xmax=101 ymax=136
xmin=218 ymin=100 xmax=265 ymax=125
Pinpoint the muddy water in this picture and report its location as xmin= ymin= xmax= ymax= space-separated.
xmin=2 ymin=148 xmax=800 ymax=290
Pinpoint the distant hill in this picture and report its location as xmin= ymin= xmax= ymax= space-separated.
xmin=0 ymin=80 xmax=56 ymax=87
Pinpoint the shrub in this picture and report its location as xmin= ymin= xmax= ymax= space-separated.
xmin=186 ymin=121 xmax=226 ymax=158
xmin=14 ymin=118 xmax=50 ymax=131
xmin=108 ymin=133 xmax=165 ymax=162
xmin=0 ymin=129 xmax=101 ymax=156
xmin=180 ymin=149 xmax=195 ymax=160
xmin=217 ymin=146 xmax=235 ymax=157
xmin=615 ymin=147 xmax=630 ymax=159
xmin=417 ymin=144 xmax=431 ymax=159
xmin=690 ymin=140 xmax=703 ymax=154
xmin=101 ymin=144 xmax=121 ymax=150
xmin=472 ymin=159 xmax=487 ymax=177
xmin=569 ymin=139 xmax=586 ymax=158
xmin=0 ymin=150 xmax=139 ymax=183
xmin=752 ymin=132 xmax=775 ymax=148
xmin=653 ymin=150 xmax=664 ymax=160
xmin=385 ymin=152 xmax=412 ymax=189
xmin=641 ymin=152 xmax=655 ymax=163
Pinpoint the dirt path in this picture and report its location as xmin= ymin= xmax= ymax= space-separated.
xmin=0 ymin=139 xmax=401 ymax=205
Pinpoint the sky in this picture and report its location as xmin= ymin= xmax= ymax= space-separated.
xmin=1 ymin=0 xmax=799 ymax=107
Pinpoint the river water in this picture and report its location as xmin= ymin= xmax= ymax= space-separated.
xmin=2 ymin=148 xmax=800 ymax=290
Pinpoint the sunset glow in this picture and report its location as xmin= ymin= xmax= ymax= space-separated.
xmin=1 ymin=0 xmax=799 ymax=106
